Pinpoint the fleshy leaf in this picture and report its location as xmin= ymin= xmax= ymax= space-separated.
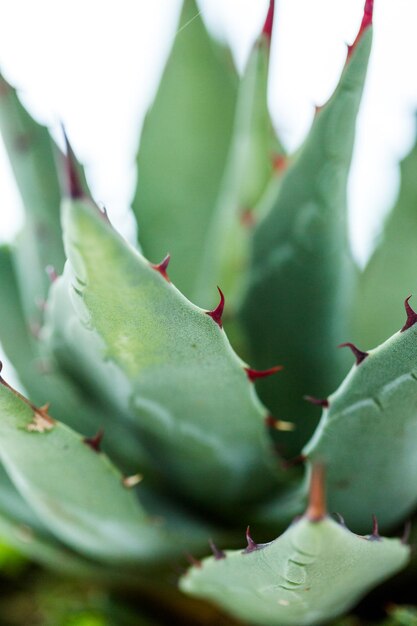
xmin=132 ymin=0 xmax=237 ymax=301
xmin=353 ymin=126 xmax=417 ymax=347
xmin=0 ymin=244 xmax=36 ymax=383
xmin=0 ymin=245 xmax=150 ymax=475
xmin=195 ymin=4 xmax=285 ymax=307
xmin=0 ymin=73 xmax=66 ymax=324
xmin=238 ymin=20 xmax=373 ymax=454
xmin=0 ymin=373 xmax=208 ymax=564
xmin=43 ymin=195 xmax=286 ymax=511
xmin=304 ymin=305 xmax=417 ymax=530
xmin=180 ymin=467 xmax=408 ymax=626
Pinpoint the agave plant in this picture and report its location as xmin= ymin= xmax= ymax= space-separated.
xmin=0 ymin=0 xmax=416 ymax=624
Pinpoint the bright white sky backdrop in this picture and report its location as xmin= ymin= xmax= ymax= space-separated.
xmin=0 ymin=0 xmax=416 ymax=265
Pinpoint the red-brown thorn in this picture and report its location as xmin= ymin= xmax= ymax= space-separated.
xmin=262 ymin=0 xmax=275 ymax=41
xmin=45 ymin=265 xmax=58 ymax=283
xmin=245 ymin=365 xmax=283 ymax=382
xmin=339 ymin=342 xmax=368 ymax=365
xmin=347 ymin=0 xmax=374 ymax=60
xmin=281 ymin=454 xmax=307 ymax=470
xmin=369 ymin=513 xmax=381 ymax=541
xmin=61 ymin=125 xmax=85 ymax=199
xmin=205 ymin=287 xmax=225 ymax=328
xmin=151 ymin=254 xmax=171 ymax=282
xmin=243 ymin=526 xmax=258 ymax=554
xmin=209 ymin=539 xmax=226 ymax=560
xmin=185 ymin=553 xmax=202 ymax=568
xmin=304 ymin=395 xmax=329 ymax=408
xmin=272 ymin=154 xmax=288 ymax=173
xmin=83 ymin=429 xmax=104 ymax=453
xmin=401 ymin=296 xmax=417 ymax=332
xmin=240 ymin=208 xmax=256 ymax=228
xmin=306 ymin=463 xmax=326 ymax=522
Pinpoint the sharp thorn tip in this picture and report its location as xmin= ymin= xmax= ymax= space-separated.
xmin=209 ymin=539 xmax=226 ymax=560
xmin=205 ymin=287 xmax=225 ymax=328
xmin=151 ymin=254 xmax=171 ymax=282
xmin=304 ymin=395 xmax=329 ymax=408
xmin=339 ymin=342 xmax=368 ymax=365
xmin=401 ymin=295 xmax=417 ymax=332
xmin=306 ymin=463 xmax=327 ymax=522
xmin=245 ymin=365 xmax=283 ymax=382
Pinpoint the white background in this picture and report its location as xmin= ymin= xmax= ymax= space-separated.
xmin=0 ymin=0 xmax=416 ymax=265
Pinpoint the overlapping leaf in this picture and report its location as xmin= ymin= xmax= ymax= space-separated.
xmin=44 ymin=195 xmax=286 ymax=511
xmin=353 ymin=128 xmax=417 ymax=347
xmin=196 ymin=3 xmax=286 ymax=308
xmin=239 ymin=23 xmax=373 ymax=453
xmin=0 ymin=245 xmax=149 ymax=475
xmin=0 ymin=73 xmax=66 ymax=325
xmin=181 ymin=469 xmax=408 ymax=626
xmin=304 ymin=304 xmax=417 ymax=530
xmin=0 ymin=376 xmax=209 ymax=564
xmin=132 ymin=0 xmax=237 ymax=301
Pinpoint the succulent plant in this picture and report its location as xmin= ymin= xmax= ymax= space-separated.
xmin=0 ymin=0 xmax=417 ymax=624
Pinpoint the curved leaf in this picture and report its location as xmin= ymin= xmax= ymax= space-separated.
xmin=0 ymin=73 xmax=65 ymax=324
xmin=239 ymin=24 xmax=373 ymax=454
xmin=304 ymin=305 xmax=417 ymax=531
xmin=353 ymin=127 xmax=417 ymax=347
xmin=132 ymin=0 xmax=237 ymax=301
xmin=44 ymin=195 xmax=287 ymax=512
xmin=0 ymin=374 xmax=208 ymax=565
xmin=181 ymin=468 xmax=408 ymax=626
xmin=195 ymin=12 xmax=285 ymax=307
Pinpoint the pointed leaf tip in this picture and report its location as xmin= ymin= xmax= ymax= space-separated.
xmin=83 ymin=428 xmax=104 ymax=453
xmin=339 ymin=342 xmax=369 ymax=365
xmin=244 ymin=365 xmax=283 ymax=382
xmin=347 ymin=0 xmax=374 ymax=59
xmin=243 ymin=526 xmax=258 ymax=554
xmin=401 ymin=296 xmax=417 ymax=332
xmin=304 ymin=395 xmax=329 ymax=408
xmin=272 ymin=154 xmax=287 ymax=173
xmin=306 ymin=463 xmax=327 ymax=522
xmin=61 ymin=126 xmax=85 ymax=199
xmin=209 ymin=539 xmax=226 ymax=560
xmin=205 ymin=287 xmax=225 ymax=328
xmin=151 ymin=253 xmax=171 ymax=282
xmin=262 ymin=0 xmax=275 ymax=41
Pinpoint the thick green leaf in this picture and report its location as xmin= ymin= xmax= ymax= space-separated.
xmin=0 ymin=73 xmax=66 ymax=324
xmin=44 ymin=195 xmax=286 ymax=512
xmin=0 ymin=377 xmax=208 ymax=564
xmin=132 ymin=0 xmax=237 ymax=301
xmin=239 ymin=28 xmax=372 ymax=454
xmin=0 ymin=462 xmax=52 ymax=536
xmin=0 ymin=245 xmax=150 ymax=474
xmin=304 ymin=312 xmax=417 ymax=531
xmin=181 ymin=514 xmax=408 ymax=626
xmin=195 ymin=26 xmax=285 ymax=307
xmin=0 ymin=244 xmax=36 ymax=382
xmin=353 ymin=129 xmax=417 ymax=348
xmin=0 ymin=512 xmax=101 ymax=577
